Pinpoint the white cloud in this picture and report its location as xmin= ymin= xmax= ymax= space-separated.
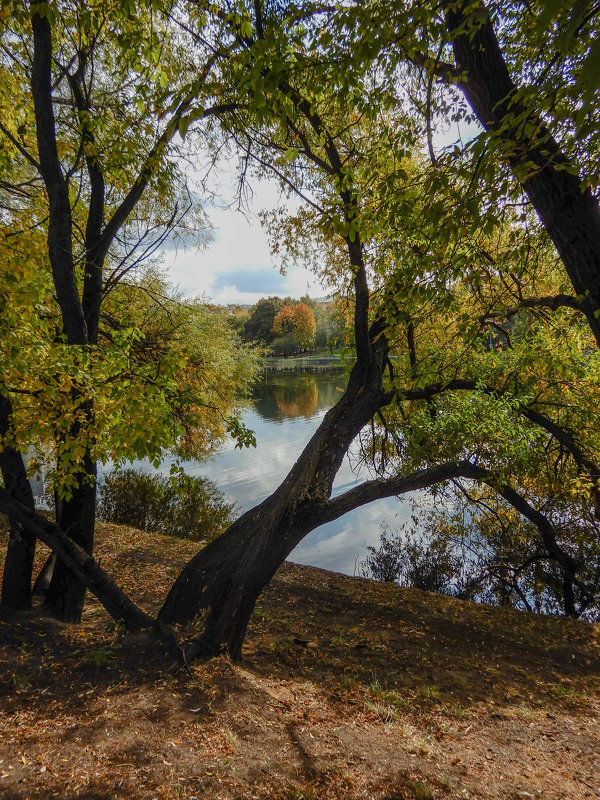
xmin=163 ymin=177 xmax=325 ymax=304
xmin=163 ymin=118 xmax=482 ymax=305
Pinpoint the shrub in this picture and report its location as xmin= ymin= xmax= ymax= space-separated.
xmin=360 ymin=521 xmax=481 ymax=599
xmin=97 ymin=469 xmax=234 ymax=542
xmin=271 ymin=332 xmax=300 ymax=355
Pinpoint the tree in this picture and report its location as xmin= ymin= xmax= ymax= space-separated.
xmin=243 ymin=296 xmax=284 ymax=343
xmin=272 ymin=304 xmax=296 ymax=336
xmin=0 ymin=0 xmax=255 ymax=617
xmin=292 ymin=303 xmax=317 ymax=350
xmin=3 ymin=0 xmax=600 ymax=664
xmin=154 ymin=2 xmax=512 ymax=657
xmin=366 ymin=0 xmax=600 ymax=345
xmin=2 ymin=0 xmax=476 ymax=650
xmin=272 ymin=302 xmax=316 ymax=352
xmin=363 ymin=486 xmax=600 ymax=619
xmin=441 ymin=0 xmax=600 ymax=346
xmin=315 ymin=316 xmax=341 ymax=354
xmin=0 ymin=395 xmax=36 ymax=610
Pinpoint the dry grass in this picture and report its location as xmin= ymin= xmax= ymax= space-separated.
xmin=1 ymin=522 xmax=599 ymax=799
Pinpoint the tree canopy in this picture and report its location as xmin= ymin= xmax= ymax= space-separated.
xmin=0 ymin=0 xmax=258 ymax=616
xmin=271 ymin=302 xmax=317 ymax=352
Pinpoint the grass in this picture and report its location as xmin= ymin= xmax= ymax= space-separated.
xmin=551 ymin=683 xmax=586 ymax=701
xmin=407 ymin=780 xmax=436 ymax=800
xmin=442 ymin=701 xmax=470 ymax=719
xmin=0 ymin=521 xmax=599 ymax=800
xmin=420 ymin=685 xmax=442 ymax=701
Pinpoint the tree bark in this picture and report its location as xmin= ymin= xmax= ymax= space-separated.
xmin=44 ymin=449 xmax=96 ymax=621
xmin=444 ymin=0 xmax=600 ymax=346
xmin=0 ymin=485 xmax=158 ymax=632
xmin=159 ymin=328 xmax=391 ymax=659
xmin=31 ymin=4 xmax=87 ymax=345
xmin=32 ymin=553 xmax=55 ymax=598
xmin=26 ymin=3 xmax=199 ymax=622
xmin=0 ymin=394 xmax=36 ymax=610
xmin=30 ymin=2 xmax=96 ymax=622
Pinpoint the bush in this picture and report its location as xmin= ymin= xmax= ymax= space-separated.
xmin=361 ymin=490 xmax=600 ymax=618
xmin=97 ymin=469 xmax=234 ymax=542
xmin=271 ymin=332 xmax=300 ymax=355
xmin=360 ymin=521 xmax=481 ymax=599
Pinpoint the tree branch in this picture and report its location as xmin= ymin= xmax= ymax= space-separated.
xmin=253 ymin=0 xmax=264 ymax=39
xmin=480 ymin=293 xmax=582 ymax=324
xmin=0 ymin=121 xmax=41 ymax=171
xmin=313 ymin=459 xmax=479 ymax=526
xmin=0 ymin=487 xmax=156 ymax=629
xmin=398 ymin=377 xmax=600 ymax=512
xmin=68 ymin=47 xmax=106 ymax=343
xmin=272 ymin=76 xmax=372 ymax=363
xmin=409 ymin=50 xmax=460 ymax=83
xmin=95 ymin=102 xmax=236 ymax=269
xmin=442 ymin=0 xmax=600 ymax=347
xmin=401 ymin=379 xmax=598 ymax=472
xmin=462 ymin=464 xmax=582 ymax=614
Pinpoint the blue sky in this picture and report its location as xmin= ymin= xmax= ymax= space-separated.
xmin=163 ymin=119 xmax=479 ymax=305
xmin=163 ymin=179 xmax=325 ymax=305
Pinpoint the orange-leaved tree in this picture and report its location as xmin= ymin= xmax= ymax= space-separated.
xmin=272 ymin=303 xmax=316 ymax=351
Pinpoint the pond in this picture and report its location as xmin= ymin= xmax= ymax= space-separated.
xmin=168 ymin=368 xmax=419 ymax=576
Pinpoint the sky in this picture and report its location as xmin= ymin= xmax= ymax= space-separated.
xmin=162 ymin=119 xmax=480 ymax=306
xmin=163 ymin=176 xmax=326 ymax=306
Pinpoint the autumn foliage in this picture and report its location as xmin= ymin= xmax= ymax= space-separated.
xmin=272 ymin=303 xmax=317 ymax=351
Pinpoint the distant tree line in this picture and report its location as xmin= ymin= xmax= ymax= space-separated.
xmin=229 ymin=296 xmax=342 ymax=355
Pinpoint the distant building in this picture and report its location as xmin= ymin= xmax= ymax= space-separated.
xmin=25 ymin=446 xmax=51 ymax=509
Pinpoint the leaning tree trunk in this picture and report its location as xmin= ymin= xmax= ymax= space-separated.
xmin=0 ymin=484 xmax=163 ymax=635
xmin=159 ymin=332 xmax=390 ymax=660
xmin=32 ymin=553 xmax=56 ymax=598
xmin=44 ymin=447 xmax=96 ymax=622
xmin=443 ymin=0 xmax=600 ymax=347
xmin=0 ymin=394 xmax=36 ymax=610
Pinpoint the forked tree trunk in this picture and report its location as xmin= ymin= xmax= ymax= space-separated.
xmin=44 ymin=451 xmax=96 ymax=622
xmin=159 ymin=333 xmax=390 ymax=659
xmin=0 ymin=395 xmax=36 ymax=610
xmin=27 ymin=2 xmax=185 ymax=624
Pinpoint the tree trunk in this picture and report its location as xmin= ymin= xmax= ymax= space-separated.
xmin=44 ymin=450 xmax=96 ymax=622
xmin=32 ymin=553 xmax=56 ymax=598
xmin=444 ymin=0 xmax=600 ymax=346
xmin=0 ymin=485 xmax=161 ymax=634
xmin=562 ymin=571 xmax=576 ymax=617
xmin=0 ymin=395 xmax=36 ymax=610
xmin=160 ymin=333 xmax=390 ymax=660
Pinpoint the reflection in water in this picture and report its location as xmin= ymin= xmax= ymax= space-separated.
xmin=252 ymin=370 xmax=345 ymax=421
xmin=275 ymin=377 xmax=318 ymax=418
xmin=140 ymin=369 xmax=417 ymax=576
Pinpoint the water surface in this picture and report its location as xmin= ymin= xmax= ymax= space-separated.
xmin=177 ymin=369 xmax=417 ymax=575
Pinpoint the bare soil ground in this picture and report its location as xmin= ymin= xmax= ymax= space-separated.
xmin=1 ymin=523 xmax=599 ymax=800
